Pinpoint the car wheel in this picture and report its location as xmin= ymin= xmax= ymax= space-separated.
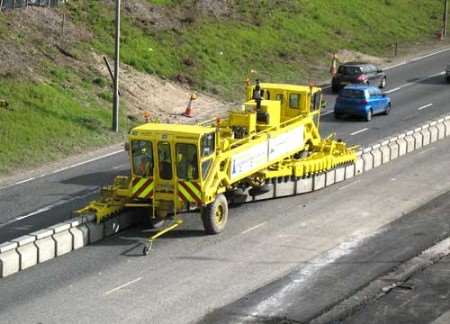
xmin=332 ymin=84 xmax=339 ymax=93
xmin=384 ymin=103 xmax=391 ymax=115
xmin=334 ymin=112 xmax=342 ymax=119
xmin=447 ymin=76 xmax=450 ymax=83
xmin=379 ymin=77 xmax=387 ymax=88
xmin=365 ymin=109 xmax=372 ymax=122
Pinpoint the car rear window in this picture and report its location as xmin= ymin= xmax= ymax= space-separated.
xmin=338 ymin=66 xmax=362 ymax=75
xmin=340 ymin=89 xmax=366 ymax=99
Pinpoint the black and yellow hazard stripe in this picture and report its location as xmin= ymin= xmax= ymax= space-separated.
xmin=177 ymin=181 xmax=202 ymax=205
xmin=131 ymin=177 xmax=154 ymax=199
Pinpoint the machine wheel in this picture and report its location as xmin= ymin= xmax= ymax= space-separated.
xmin=143 ymin=245 xmax=150 ymax=256
xmin=365 ymin=109 xmax=372 ymax=122
xmin=379 ymin=77 xmax=387 ymax=88
xmin=201 ymin=194 xmax=228 ymax=234
xmin=384 ymin=103 xmax=391 ymax=115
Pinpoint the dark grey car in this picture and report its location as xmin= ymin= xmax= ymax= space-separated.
xmin=332 ymin=62 xmax=387 ymax=93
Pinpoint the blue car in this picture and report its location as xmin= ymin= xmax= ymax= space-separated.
xmin=334 ymin=84 xmax=391 ymax=121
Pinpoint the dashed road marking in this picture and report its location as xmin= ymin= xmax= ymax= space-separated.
xmin=384 ymin=71 xmax=444 ymax=94
xmin=0 ymin=189 xmax=98 ymax=228
xmin=417 ymin=103 xmax=433 ymax=111
xmin=242 ymin=222 xmax=267 ymax=234
xmin=350 ymin=128 xmax=369 ymax=136
xmin=104 ymin=277 xmax=143 ymax=296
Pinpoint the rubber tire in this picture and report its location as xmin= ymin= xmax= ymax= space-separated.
xmin=201 ymin=194 xmax=228 ymax=234
xmin=334 ymin=112 xmax=342 ymax=119
xmin=365 ymin=109 xmax=372 ymax=122
xmin=384 ymin=103 xmax=391 ymax=115
xmin=447 ymin=76 xmax=450 ymax=83
xmin=379 ymin=77 xmax=387 ymax=89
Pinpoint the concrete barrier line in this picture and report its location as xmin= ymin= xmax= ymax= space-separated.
xmin=2 ymin=113 xmax=450 ymax=278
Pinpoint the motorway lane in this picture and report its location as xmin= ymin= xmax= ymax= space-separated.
xmin=1 ymin=49 xmax=450 ymax=244
xmin=1 ymin=132 xmax=450 ymax=323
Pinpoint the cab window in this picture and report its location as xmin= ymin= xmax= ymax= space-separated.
xmin=201 ymin=133 xmax=215 ymax=157
xmin=311 ymin=91 xmax=321 ymax=111
xmin=176 ymin=143 xmax=198 ymax=180
xmin=158 ymin=142 xmax=172 ymax=180
xmin=275 ymin=94 xmax=284 ymax=104
xmin=289 ymin=94 xmax=300 ymax=109
xmin=132 ymin=140 xmax=153 ymax=177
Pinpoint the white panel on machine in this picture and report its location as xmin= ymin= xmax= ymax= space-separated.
xmin=231 ymin=141 xmax=268 ymax=180
xmin=268 ymin=126 xmax=304 ymax=160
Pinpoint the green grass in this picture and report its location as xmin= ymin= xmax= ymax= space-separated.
xmin=67 ymin=0 xmax=442 ymax=98
xmin=0 ymin=0 xmax=443 ymax=175
xmin=0 ymin=78 xmax=126 ymax=174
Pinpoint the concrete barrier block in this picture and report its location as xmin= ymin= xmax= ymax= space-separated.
xmin=30 ymin=229 xmax=53 ymax=240
xmin=64 ymin=217 xmax=82 ymax=228
xmin=86 ymin=222 xmax=105 ymax=244
xmin=380 ymin=146 xmax=390 ymax=164
xmin=355 ymin=158 xmax=364 ymax=176
xmin=0 ymin=250 xmax=20 ymax=278
xmin=12 ymin=235 xmax=36 ymax=247
xmin=371 ymin=148 xmax=382 ymax=168
xmin=397 ymin=138 xmax=407 ymax=156
xmin=0 ymin=242 xmax=17 ymax=254
xmin=421 ymin=128 xmax=431 ymax=146
xmin=345 ymin=163 xmax=356 ymax=179
xmin=274 ymin=181 xmax=295 ymax=197
xmin=429 ymin=126 xmax=438 ymax=143
xmin=313 ymin=173 xmax=326 ymax=190
xmin=16 ymin=243 xmax=38 ymax=271
xmin=296 ymin=178 xmax=313 ymax=194
xmin=413 ymin=132 xmax=423 ymax=150
xmin=437 ymin=122 xmax=446 ymax=140
xmin=35 ymin=237 xmax=56 ymax=263
xmin=445 ymin=120 xmax=450 ymax=137
xmin=405 ymin=135 xmax=415 ymax=153
xmin=253 ymin=187 xmax=274 ymax=201
xmin=362 ymin=152 xmax=373 ymax=172
xmin=325 ymin=169 xmax=336 ymax=187
xmin=335 ymin=166 xmax=346 ymax=183
xmin=104 ymin=217 xmax=121 ymax=237
xmin=49 ymin=223 xmax=71 ymax=234
xmin=53 ymin=230 xmax=73 ymax=257
xmin=388 ymin=142 xmax=399 ymax=160
xmin=70 ymin=226 xmax=88 ymax=250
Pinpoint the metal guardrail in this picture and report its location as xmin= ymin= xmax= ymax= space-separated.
xmin=0 ymin=0 xmax=63 ymax=11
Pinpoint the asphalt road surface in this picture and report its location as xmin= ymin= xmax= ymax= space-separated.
xmin=1 ymin=132 xmax=450 ymax=323
xmin=1 ymin=48 xmax=450 ymax=244
xmin=0 ymin=48 xmax=450 ymax=324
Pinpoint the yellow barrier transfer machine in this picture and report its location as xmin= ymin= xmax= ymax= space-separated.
xmin=77 ymin=81 xmax=357 ymax=254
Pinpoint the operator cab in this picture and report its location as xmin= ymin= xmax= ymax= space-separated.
xmin=127 ymin=124 xmax=216 ymax=211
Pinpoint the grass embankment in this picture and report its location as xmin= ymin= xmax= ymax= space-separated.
xmin=0 ymin=0 xmax=443 ymax=175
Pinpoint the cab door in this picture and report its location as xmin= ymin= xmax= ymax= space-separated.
xmin=175 ymin=142 xmax=202 ymax=206
xmin=130 ymin=140 xmax=155 ymax=200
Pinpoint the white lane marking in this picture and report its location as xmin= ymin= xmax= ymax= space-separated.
xmin=350 ymin=128 xmax=369 ymax=136
xmin=338 ymin=179 xmax=361 ymax=190
xmin=15 ymin=177 xmax=35 ymax=185
xmin=15 ymin=206 xmax=53 ymax=221
xmin=0 ymin=149 xmax=123 ymax=191
xmin=104 ymin=277 xmax=142 ymax=296
xmin=0 ymin=189 xmax=98 ymax=228
xmin=384 ymin=71 xmax=445 ymax=94
xmin=384 ymin=86 xmax=401 ymax=94
xmin=249 ymin=230 xmax=379 ymax=317
xmin=241 ymin=222 xmax=267 ymax=234
xmin=417 ymin=103 xmax=433 ymax=111
xmin=384 ymin=47 xmax=450 ymax=70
